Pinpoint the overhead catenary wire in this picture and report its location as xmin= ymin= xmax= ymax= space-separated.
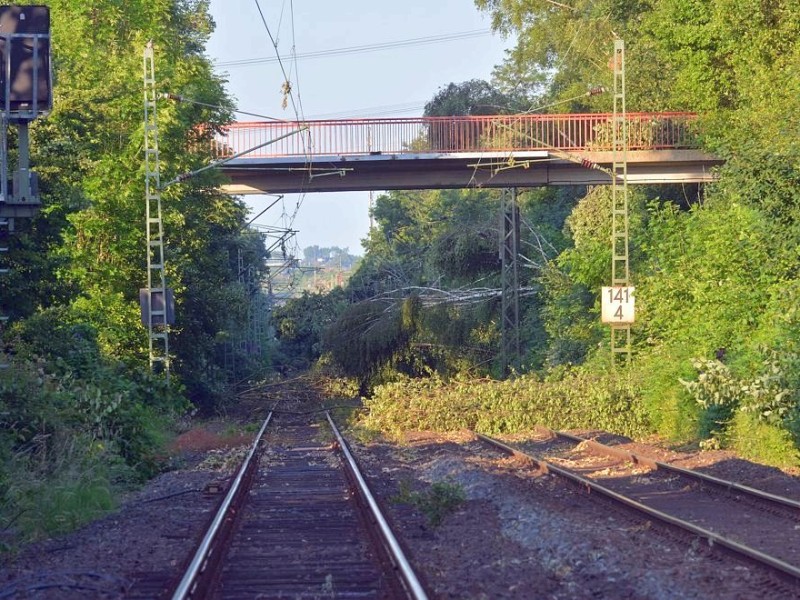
xmin=463 ymin=87 xmax=605 ymax=189
xmin=160 ymin=127 xmax=307 ymax=189
xmin=522 ymin=86 xmax=607 ymax=115
xmin=276 ymin=0 xmax=288 ymax=41
xmin=283 ymin=0 xmax=311 ymax=237
xmin=230 ymin=9 xmax=601 ymax=269
xmin=308 ymin=101 xmax=427 ymax=119
xmin=542 ymin=0 xmax=577 ymax=10
xmin=163 ymin=93 xmax=427 ymax=122
xmin=161 ymin=88 xmax=323 ymax=257
xmin=252 ymin=0 xmax=304 ymax=124
xmin=465 ymin=86 xmax=608 ymax=188
xmin=246 ymin=196 xmax=284 ymax=227
xmin=214 ymin=29 xmax=492 ymax=69
xmin=288 ymin=0 xmax=306 ymax=121
xmin=251 ymin=0 xmax=316 ymax=253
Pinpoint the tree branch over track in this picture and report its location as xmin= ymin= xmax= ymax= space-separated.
xmin=368 ymin=285 xmax=538 ymax=308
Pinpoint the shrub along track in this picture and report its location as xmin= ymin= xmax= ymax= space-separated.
xmin=475 ymin=428 xmax=800 ymax=594
xmin=130 ymin=404 xmax=427 ymax=599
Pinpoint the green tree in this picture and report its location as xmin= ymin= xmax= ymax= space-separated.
xmin=424 ymin=79 xmax=527 ymax=116
xmin=17 ymin=1 xmax=255 ymax=405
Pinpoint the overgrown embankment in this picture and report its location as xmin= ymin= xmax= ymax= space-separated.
xmin=285 ymin=1 xmax=800 ymax=470
xmin=358 ymin=358 xmax=799 ymax=470
xmin=360 ymin=370 xmax=649 ymax=439
xmin=0 ymin=350 xmax=185 ymax=547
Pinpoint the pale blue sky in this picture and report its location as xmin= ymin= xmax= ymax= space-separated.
xmin=207 ymin=0 xmax=511 ymax=255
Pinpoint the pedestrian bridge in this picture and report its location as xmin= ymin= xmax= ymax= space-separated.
xmin=212 ymin=112 xmax=721 ymax=194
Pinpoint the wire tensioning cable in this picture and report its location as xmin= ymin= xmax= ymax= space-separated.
xmin=252 ymin=0 xmax=302 ymax=121
xmin=161 ymin=93 xmax=293 ymax=123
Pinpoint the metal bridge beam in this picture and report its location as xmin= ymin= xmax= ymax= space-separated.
xmin=218 ymin=150 xmax=721 ymax=195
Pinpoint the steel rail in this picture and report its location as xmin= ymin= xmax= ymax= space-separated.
xmin=171 ymin=412 xmax=273 ymax=600
xmin=325 ymin=412 xmax=429 ymax=600
xmin=475 ymin=432 xmax=800 ymax=583
xmin=548 ymin=428 xmax=800 ymax=512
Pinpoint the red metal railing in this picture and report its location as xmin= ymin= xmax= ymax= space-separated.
xmin=210 ymin=112 xmax=698 ymax=159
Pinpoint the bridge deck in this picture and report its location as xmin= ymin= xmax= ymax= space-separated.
xmin=211 ymin=113 xmax=721 ymax=193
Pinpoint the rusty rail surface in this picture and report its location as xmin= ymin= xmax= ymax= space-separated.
xmin=166 ymin=412 xmax=426 ymax=599
xmin=326 ymin=411 xmax=428 ymax=600
xmin=209 ymin=112 xmax=699 ymax=159
xmin=545 ymin=428 xmax=800 ymax=512
xmin=170 ymin=413 xmax=274 ymax=599
xmin=475 ymin=432 xmax=800 ymax=586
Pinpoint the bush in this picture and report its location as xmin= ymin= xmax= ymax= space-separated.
xmin=8 ymin=307 xmax=102 ymax=377
xmin=676 ymin=351 xmax=800 ymax=466
xmin=361 ymin=368 xmax=650 ymax=439
xmin=727 ymin=411 xmax=798 ymax=469
xmin=0 ymin=343 xmax=187 ymax=545
xmin=628 ymin=345 xmax=702 ymax=442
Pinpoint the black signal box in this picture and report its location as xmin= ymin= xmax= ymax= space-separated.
xmin=139 ymin=288 xmax=176 ymax=326
xmin=0 ymin=5 xmax=48 ymax=32
xmin=0 ymin=5 xmax=51 ymax=117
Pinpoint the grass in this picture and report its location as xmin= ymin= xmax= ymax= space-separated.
xmin=394 ymin=480 xmax=466 ymax=526
xmin=2 ymin=433 xmax=126 ymax=545
xmin=18 ymin=473 xmax=116 ymax=536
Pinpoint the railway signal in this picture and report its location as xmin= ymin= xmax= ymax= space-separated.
xmin=0 ymin=5 xmax=51 ymax=216
xmin=0 ymin=5 xmax=51 ymax=355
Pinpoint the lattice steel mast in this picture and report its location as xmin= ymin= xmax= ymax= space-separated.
xmin=500 ymin=187 xmax=521 ymax=374
xmin=610 ymin=39 xmax=631 ymax=364
xmin=143 ymin=42 xmax=170 ymax=378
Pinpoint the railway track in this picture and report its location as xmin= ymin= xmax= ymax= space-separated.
xmin=162 ymin=410 xmax=427 ymax=599
xmin=475 ymin=428 xmax=800 ymax=589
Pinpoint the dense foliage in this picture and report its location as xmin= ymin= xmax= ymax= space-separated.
xmin=1 ymin=1 xmax=266 ymax=543
xmin=289 ymin=1 xmax=800 ymax=468
xmin=361 ymin=371 xmax=649 ymax=441
xmin=8 ymin=0 xmax=797 ymax=545
xmin=272 ymin=289 xmax=348 ymax=371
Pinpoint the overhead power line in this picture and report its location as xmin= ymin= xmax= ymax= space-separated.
xmin=307 ymin=101 xmax=428 ymax=120
xmin=252 ymin=0 xmax=302 ymax=119
xmin=214 ymin=29 xmax=492 ymax=69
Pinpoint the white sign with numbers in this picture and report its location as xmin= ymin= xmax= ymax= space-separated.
xmin=601 ymin=286 xmax=635 ymax=324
